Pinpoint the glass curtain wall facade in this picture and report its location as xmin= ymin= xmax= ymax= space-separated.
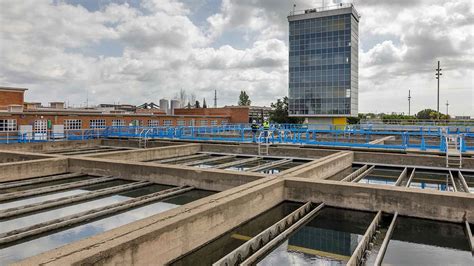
xmin=288 ymin=6 xmax=359 ymax=117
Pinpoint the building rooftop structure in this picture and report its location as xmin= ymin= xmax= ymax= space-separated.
xmin=248 ymin=105 xmax=273 ymax=123
xmin=288 ymin=3 xmax=360 ymax=19
xmin=0 ymin=86 xmax=27 ymax=111
xmin=0 ymin=86 xmax=28 ymax=92
xmin=0 ymin=87 xmax=250 ymax=133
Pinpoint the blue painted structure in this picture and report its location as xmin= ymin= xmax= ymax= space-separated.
xmin=100 ymin=124 xmax=471 ymax=152
xmin=1 ymin=124 xmax=472 ymax=152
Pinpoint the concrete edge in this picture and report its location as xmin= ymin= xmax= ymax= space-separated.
xmin=278 ymin=151 xmax=353 ymax=178
xmin=284 ymin=177 xmax=474 ymax=223
xmin=0 ymin=157 xmax=70 ymax=182
xmin=14 ymin=177 xmax=284 ymax=266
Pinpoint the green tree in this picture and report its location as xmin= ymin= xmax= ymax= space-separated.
xmin=195 ymin=100 xmax=200 ymax=108
xmin=269 ymin=97 xmax=304 ymax=124
xmin=416 ymin=109 xmax=449 ymax=120
xmin=347 ymin=116 xmax=360 ymax=125
xmin=381 ymin=114 xmax=416 ymax=123
xmin=203 ymin=98 xmax=207 ymax=108
xmin=238 ymin=91 xmax=251 ymax=106
xmin=187 ymin=102 xmax=192 ymax=109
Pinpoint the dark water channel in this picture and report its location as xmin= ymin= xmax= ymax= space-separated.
xmin=383 ymin=217 xmax=473 ymax=265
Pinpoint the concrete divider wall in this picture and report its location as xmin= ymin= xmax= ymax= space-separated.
xmin=201 ymin=143 xmax=337 ymax=158
xmin=385 ymin=140 xmax=439 ymax=146
xmin=68 ymin=157 xmax=266 ymax=191
xmin=0 ymin=140 xmax=101 ymax=152
xmin=285 ymin=177 xmax=474 ymax=223
xmin=0 ymin=151 xmax=55 ymax=164
xmin=86 ymin=144 xmax=202 ymax=161
xmin=101 ymin=139 xmax=184 ymax=148
xmin=16 ymin=178 xmax=285 ymax=266
xmin=0 ymin=158 xmax=69 ymax=182
xmin=354 ymin=151 xmax=474 ymax=169
xmin=280 ymin=151 xmax=353 ymax=179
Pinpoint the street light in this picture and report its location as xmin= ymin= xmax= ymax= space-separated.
xmin=446 ymin=100 xmax=449 ymax=119
xmin=408 ymin=90 xmax=411 ymax=116
xmin=435 ymin=61 xmax=442 ymax=119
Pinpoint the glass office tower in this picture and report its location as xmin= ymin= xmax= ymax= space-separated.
xmin=288 ymin=4 xmax=360 ymax=121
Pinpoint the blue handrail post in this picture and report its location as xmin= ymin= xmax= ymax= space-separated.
xmin=439 ymin=134 xmax=446 ymax=152
xmin=420 ymin=134 xmax=426 ymax=151
xmin=460 ymin=134 xmax=467 ymax=152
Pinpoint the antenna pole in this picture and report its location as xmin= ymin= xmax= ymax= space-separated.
xmin=435 ymin=61 xmax=442 ymax=119
xmin=214 ymin=90 xmax=217 ymax=108
xmin=408 ymin=90 xmax=411 ymax=116
xmin=446 ymin=100 xmax=449 ymax=118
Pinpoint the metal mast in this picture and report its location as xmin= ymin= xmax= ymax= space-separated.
xmin=435 ymin=61 xmax=442 ymax=119
xmin=408 ymin=90 xmax=411 ymax=116
xmin=446 ymin=100 xmax=449 ymax=118
xmin=214 ymin=90 xmax=217 ymax=108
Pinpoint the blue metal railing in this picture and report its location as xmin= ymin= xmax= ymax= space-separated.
xmin=1 ymin=124 xmax=472 ymax=152
xmin=0 ymin=129 xmax=105 ymax=144
xmin=100 ymin=125 xmax=468 ymax=152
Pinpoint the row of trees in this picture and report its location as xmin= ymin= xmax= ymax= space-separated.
xmin=174 ymin=89 xmax=211 ymax=109
xmin=238 ymin=90 xmax=453 ymax=124
xmin=349 ymin=109 xmax=451 ymax=124
xmin=269 ymin=97 xmax=304 ymax=124
xmin=186 ymin=99 xmax=208 ymax=109
xmin=238 ymin=91 xmax=302 ymax=124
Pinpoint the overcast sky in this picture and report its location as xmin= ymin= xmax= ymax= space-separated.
xmin=0 ymin=0 xmax=473 ymax=116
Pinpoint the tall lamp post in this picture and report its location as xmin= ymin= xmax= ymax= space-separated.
xmin=408 ymin=90 xmax=411 ymax=116
xmin=446 ymin=100 xmax=449 ymax=119
xmin=435 ymin=61 xmax=442 ymax=119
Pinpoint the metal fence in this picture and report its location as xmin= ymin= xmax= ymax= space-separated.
xmin=1 ymin=124 xmax=472 ymax=152
xmin=101 ymin=125 xmax=471 ymax=152
xmin=0 ymin=129 xmax=105 ymax=144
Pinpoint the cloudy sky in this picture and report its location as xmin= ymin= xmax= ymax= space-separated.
xmin=0 ymin=0 xmax=473 ymax=116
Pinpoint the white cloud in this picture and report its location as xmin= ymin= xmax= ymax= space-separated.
xmin=141 ymin=0 xmax=189 ymax=16
xmin=0 ymin=0 xmax=472 ymax=116
xmin=361 ymin=41 xmax=406 ymax=67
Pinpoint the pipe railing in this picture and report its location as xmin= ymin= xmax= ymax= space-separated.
xmin=1 ymin=124 xmax=472 ymax=152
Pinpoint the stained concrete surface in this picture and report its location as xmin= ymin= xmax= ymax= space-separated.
xmin=0 ymin=140 xmax=471 ymax=265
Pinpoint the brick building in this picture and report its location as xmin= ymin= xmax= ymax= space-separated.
xmin=0 ymin=87 xmax=249 ymax=134
xmin=174 ymin=106 xmax=249 ymax=124
xmin=0 ymin=87 xmax=27 ymax=110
